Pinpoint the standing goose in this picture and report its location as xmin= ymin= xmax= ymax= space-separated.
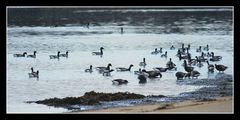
xmin=206 ymin=61 xmax=214 ymax=72
xmin=49 ymin=51 xmax=60 ymax=59
xmin=116 ymin=64 xmax=134 ymax=72
xmin=85 ymin=65 xmax=93 ymax=73
xmin=215 ymin=64 xmax=228 ymax=73
xmin=27 ymin=51 xmax=37 ymax=58
xmin=139 ymin=58 xmax=147 ymax=67
xmin=59 ymin=51 xmax=68 ymax=58
xmin=161 ymin=51 xmax=167 ymax=58
xmin=13 ymin=52 xmax=27 ymax=57
xmin=92 ymin=47 xmax=104 ymax=55
xmin=183 ymin=60 xmax=194 ymax=73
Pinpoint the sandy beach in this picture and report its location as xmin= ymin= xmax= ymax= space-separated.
xmin=74 ymin=96 xmax=233 ymax=113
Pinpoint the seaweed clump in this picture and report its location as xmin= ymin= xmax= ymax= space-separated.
xmin=29 ymin=91 xmax=145 ymax=107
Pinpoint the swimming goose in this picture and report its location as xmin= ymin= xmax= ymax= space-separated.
xmin=139 ymin=58 xmax=147 ymax=67
xmin=191 ymin=70 xmax=200 ymax=79
xmin=13 ymin=52 xmax=27 ymax=57
xmin=96 ymin=63 xmax=112 ymax=73
xmin=161 ymin=51 xmax=167 ymax=58
xmin=59 ymin=51 xmax=68 ymax=58
xmin=170 ymin=45 xmax=175 ymax=50
xmin=103 ymin=69 xmax=114 ymax=76
xmin=210 ymin=52 xmax=222 ymax=61
xmin=203 ymin=44 xmax=209 ymax=51
xmin=116 ymin=64 xmax=134 ymax=72
xmin=142 ymin=69 xmax=162 ymax=78
xmin=207 ymin=52 xmax=212 ymax=57
xmin=151 ymin=48 xmax=159 ymax=54
xmin=206 ymin=61 xmax=214 ymax=72
xmin=153 ymin=67 xmax=168 ymax=72
xmin=92 ymin=47 xmax=104 ymax=55
xmin=183 ymin=60 xmax=194 ymax=73
xmin=112 ymin=79 xmax=128 ymax=85
xmin=138 ymin=74 xmax=147 ymax=84
xmin=196 ymin=46 xmax=202 ymax=52
xmin=85 ymin=65 xmax=93 ymax=73
xmin=49 ymin=51 xmax=60 ymax=59
xmin=166 ymin=58 xmax=176 ymax=69
xmin=27 ymin=51 xmax=37 ymax=58
xmin=215 ymin=64 xmax=228 ymax=73
xmin=158 ymin=48 xmax=163 ymax=53
xmin=134 ymin=68 xmax=142 ymax=75
xmin=28 ymin=70 xmax=39 ymax=78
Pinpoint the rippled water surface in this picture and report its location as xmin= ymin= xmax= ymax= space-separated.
xmin=7 ymin=8 xmax=233 ymax=113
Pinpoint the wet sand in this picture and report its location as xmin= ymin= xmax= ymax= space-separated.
xmin=73 ymin=96 xmax=233 ymax=113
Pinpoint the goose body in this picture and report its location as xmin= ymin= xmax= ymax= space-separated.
xmin=59 ymin=51 xmax=68 ymax=57
xmin=151 ymin=48 xmax=159 ymax=54
xmin=85 ymin=65 xmax=93 ymax=73
xmin=196 ymin=46 xmax=202 ymax=52
xmin=27 ymin=51 xmax=37 ymax=58
xmin=103 ymin=69 xmax=114 ymax=76
xmin=170 ymin=45 xmax=175 ymax=50
xmin=203 ymin=44 xmax=209 ymax=51
xmin=153 ymin=67 xmax=168 ymax=72
xmin=183 ymin=60 xmax=194 ymax=73
xmin=215 ymin=64 xmax=228 ymax=73
xmin=96 ymin=63 xmax=112 ymax=73
xmin=49 ymin=51 xmax=60 ymax=59
xmin=191 ymin=70 xmax=200 ymax=79
xmin=142 ymin=69 xmax=162 ymax=78
xmin=14 ymin=52 xmax=27 ymax=57
xmin=175 ymin=72 xmax=187 ymax=80
xmin=92 ymin=47 xmax=104 ymax=55
xmin=28 ymin=70 xmax=39 ymax=78
xmin=161 ymin=51 xmax=167 ymax=58
xmin=210 ymin=52 xmax=222 ymax=62
xmin=139 ymin=58 xmax=147 ymax=67
xmin=206 ymin=61 xmax=214 ymax=72
xmin=166 ymin=58 xmax=176 ymax=69
xmin=112 ymin=79 xmax=128 ymax=85
xmin=116 ymin=64 xmax=134 ymax=72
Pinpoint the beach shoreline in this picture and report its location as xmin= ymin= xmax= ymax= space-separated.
xmin=69 ymin=96 xmax=233 ymax=113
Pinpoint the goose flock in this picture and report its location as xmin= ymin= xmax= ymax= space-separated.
xmin=13 ymin=41 xmax=229 ymax=85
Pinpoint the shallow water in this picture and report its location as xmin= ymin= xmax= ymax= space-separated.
xmin=7 ymin=8 xmax=233 ymax=113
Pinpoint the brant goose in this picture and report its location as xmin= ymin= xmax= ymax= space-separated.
xmin=210 ymin=52 xmax=222 ymax=61
xmin=151 ymin=48 xmax=159 ymax=54
xmin=59 ymin=51 xmax=68 ymax=58
xmin=196 ymin=46 xmax=202 ymax=52
xmin=190 ymin=70 xmax=200 ymax=79
xmin=203 ymin=44 xmax=209 ymax=51
xmin=206 ymin=61 xmax=214 ymax=72
xmin=13 ymin=52 xmax=27 ymax=57
xmin=153 ymin=67 xmax=168 ymax=72
xmin=96 ymin=63 xmax=112 ymax=73
xmin=112 ymin=79 xmax=128 ymax=85
xmin=116 ymin=64 xmax=134 ymax=72
xmin=49 ymin=51 xmax=60 ymax=59
xmin=175 ymin=72 xmax=189 ymax=80
xmin=183 ymin=60 xmax=194 ymax=73
xmin=27 ymin=51 xmax=37 ymax=58
xmin=166 ymin=58 xmax=176 ymax=69
xmin=170 ymin=45 xmax=175 ymax=50
xmin=161 ymin=51 xmax=167 ymax=58
xmin=139 ymin=58 xmax=147 ymax=67
xmin=92 ymin=47 xmax=104 ymax=55
xmin=215 ymin=64 xmax=228 ymax=73
xmin=28 ymin=69 xmax=39 ymax=78
xmin=85 ymin=65 xmax=93 ymax=73
xmin=142 ymin=69 xmax=162 ymax=78
xmin=134 ymin=68 xmax=142 ymax=75
xmin=158 ymin=48 xmax=163 ymax=53
xmin=103 ymin=69 xmax=114 ymax=76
